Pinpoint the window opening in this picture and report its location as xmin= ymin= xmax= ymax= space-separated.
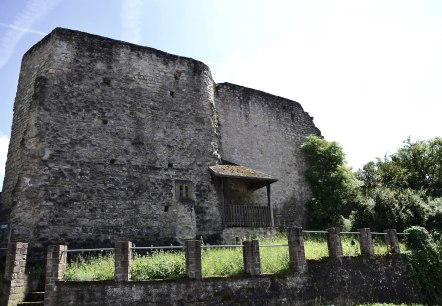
xmin=174 ymin=180 xmax=194 ymax=201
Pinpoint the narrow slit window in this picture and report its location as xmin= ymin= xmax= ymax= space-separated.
xmin=174 ymin=180 xmax=194 ymax=201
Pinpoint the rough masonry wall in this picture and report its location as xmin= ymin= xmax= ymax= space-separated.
xmin=0 ymin=36 xmax=55 ymax=232
xmin=1 ymin=28 xmax=222 ymax=253
xmin=215 ymin=83 xmax=321 ymax=226
xmin=49 ymin=256 xmax=427 ymax=306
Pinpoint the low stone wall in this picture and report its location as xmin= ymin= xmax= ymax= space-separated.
xmin=50 ymin=256 xmax=427 ymax=306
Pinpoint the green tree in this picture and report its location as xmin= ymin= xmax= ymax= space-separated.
xmin=357 ymin=137 xmax=442 ymax=198
xmin=352 ymin=187 xmax=430 ymax=231
xmin=301 ymin=135 xmax=361 ymax=229
xmin=356 ymin=137 xmax=442 ymax=231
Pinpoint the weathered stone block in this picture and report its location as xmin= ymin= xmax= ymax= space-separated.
xmin=185 ymin=240 xmax=202 ymax=279
xmin=359 ymin=228 xmax=374 ymax=257
xmin=243 ymin=240 xmax=261 ymax=276
xmin=288 ymin=227 xmax=307 ymax=272
xmin=327 ymin=227 xmax=343 ymax=258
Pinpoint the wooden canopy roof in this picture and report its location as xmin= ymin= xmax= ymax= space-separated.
xmin=208 ymin=165 xmax=278 ymax=190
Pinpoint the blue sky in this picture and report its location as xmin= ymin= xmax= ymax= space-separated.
xmin=1 ymin=0 xmax=442 ymax=189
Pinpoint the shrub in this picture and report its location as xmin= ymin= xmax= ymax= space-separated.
xmin=427 ymin=197 xmax=442 ymax=231
xmin=353 ymin=188 xmax=430 ymax=231
xmin=405 ymin=226 xmax=442 ymax=303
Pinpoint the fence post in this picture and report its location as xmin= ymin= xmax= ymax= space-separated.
xmin=327 ymin=227 xmax=343 ymax=258
xmin=185 ymin=240 xmax=202 ymax=279
xmin=359 ymin=228 xmax=374 ymax=257
xmin=2 ymin=242 xmax=28 ymax=306
xmin=44 ymin=245 xmax=67 ymax=306
xmin=287 ymin=227 xmax=307 ymax=273
xmin=115 ymin=241 xmax=133 ymax=282
xmin=384 ymin=229 xmax=400 ymax=254
xmin=243 ymin=240 xmax=261 ymax=276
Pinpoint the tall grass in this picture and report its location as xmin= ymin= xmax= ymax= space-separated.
xmin=64 ymin=253 xmax=114 ymax=281
xmin=63 ymin=233 xmax=407 ymax=281
xmin=202 ymin=247 xmax=243 ymax=277
xmin=132 ymin=250 xmax=185 ymax=280
xmin=260 ymin=234 xmax=289 ymax=274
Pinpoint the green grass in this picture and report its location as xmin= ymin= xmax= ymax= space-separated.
xmin=63 ymin=233 xmax=408 ymax=281
xmin=202 ymin=247 xmax=244 ymax=277
xmin=132 ymin=250 xmax=186 ymax=280
xmin=260 ymin=234 xmax=289 ymax=274
xmin=64 ymin=253 xmax=115 ymax=281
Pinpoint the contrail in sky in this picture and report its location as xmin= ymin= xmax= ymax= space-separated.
xmin=0 ymin=0 xmax=60 ymax=69
xmin=0 ymin=22 xmax=47 ymax=36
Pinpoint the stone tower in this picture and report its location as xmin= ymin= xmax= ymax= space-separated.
xmin=0 ymin=28 xmax=320 ymax=255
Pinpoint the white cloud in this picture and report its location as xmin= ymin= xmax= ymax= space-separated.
xmin=0 ymin=0 xmax=60 ymax=69
xmin=211 ymin=1 xmax=442 ymax=170
xmin=121 ymin=0 xmax=143 ymax=44
xmin=0 ymin=135 xmax=9 ymax=190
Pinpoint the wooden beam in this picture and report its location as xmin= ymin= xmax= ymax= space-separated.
xmin=221 ymin=178 xmax=226 ymax=227
xmin=267 ymin=184 xmax=274 ymax=227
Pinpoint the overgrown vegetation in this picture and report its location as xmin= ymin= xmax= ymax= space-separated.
xmin=64 ymin=253 xmax=115 ymax=281
xmin=301 ymin=135 xmax=442 ymax=302
xmin=133 ymin=250 xmax=186 ymax=280
xmin=301 ymin=135 xmax=361 ymax=229
xmin=63 ymin=234 xmax=401 ymax=281
xmin=202 ymin=247 xmax=243 ymax=277
xmin=404 ymin=226 xmax=442 ymax=303
xmin=301 ymin=135 xmax=442 ymax=233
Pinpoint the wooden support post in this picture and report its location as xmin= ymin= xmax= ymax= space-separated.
xmin=221 ymin=178 xmax=226 ymax=227
xmin=267 ymin=184 xmax=274 ymax=227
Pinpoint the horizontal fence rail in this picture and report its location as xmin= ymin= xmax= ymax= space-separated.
xmin=38 ymin=230 xmax=409 ymax=255
xmin=40 ymin=230 xmax=409 ymax=255
xmin=260 ymin=244 xmax=288 ymax=247
xmin=132 ymin=246 xmax=185 ymax=250
xmin=202 ymin=245 xmax=242 ymax=248
xmin=64 ymin=247 xmax=115 ymax=253
xmin=304 ymin=230 xmax=408 ymax=235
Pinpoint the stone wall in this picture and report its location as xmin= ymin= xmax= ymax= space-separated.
xmin=0 ymin=28 xmax=321 ymax=254
xmin=216 ymin=83 xmax=321 ymax=227
xmin=0 ymin=243 xmax=30 ymax=306
xmin=48 ymin=256 xmax=427 ymax=306
xmin=0 ymin=28 xmax=222 ymax=255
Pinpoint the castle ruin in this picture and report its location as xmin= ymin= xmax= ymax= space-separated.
xmin=0 ymin=28 xmax=320 ymax=253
